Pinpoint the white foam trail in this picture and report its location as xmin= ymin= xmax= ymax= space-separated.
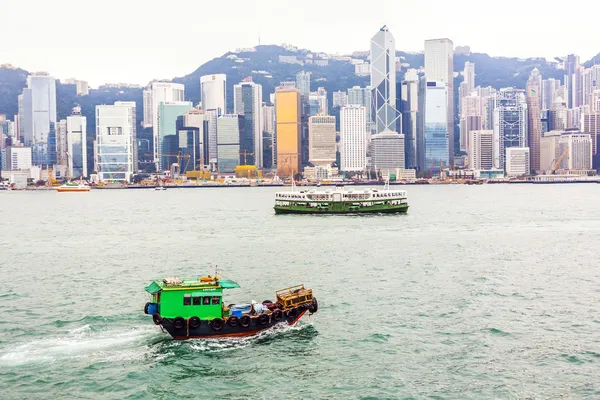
xmin=0 ymin=326 xmax=159 ymax=366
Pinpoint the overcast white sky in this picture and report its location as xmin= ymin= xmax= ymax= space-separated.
xmin=3 ymin=0 xmax=599 ymax=87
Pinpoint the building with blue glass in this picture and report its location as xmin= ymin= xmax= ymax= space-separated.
xmin=424 ymin=81 xmax=449 ymax=173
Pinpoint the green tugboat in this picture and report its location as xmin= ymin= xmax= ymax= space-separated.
xmin=144 ymin=276 xmax=317 ymax=339
xmin=274 ymin=181 xmax=409 ymax=214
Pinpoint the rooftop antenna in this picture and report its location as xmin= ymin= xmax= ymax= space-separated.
xmin=258 ymin=30 xmax=261 ymax=46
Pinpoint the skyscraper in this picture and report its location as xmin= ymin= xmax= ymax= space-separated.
xmin=505 ymin=147 xmax=530 ymax=176
xmin=295 ymin=71 xmax=311 ymax=100
xmin=370 ymin=26 xmax=398 ymax=133
xmin=233 ymin=79 xmax=263 ymax=167
xmin=151 ymin=82 xmax=185 ymax=169
xmin=308 ymin=115 xmax=336 ymax=166
xmin=19 ymin=73 xmax=57 ymax=167
xmin=425 ymin=38 xmax=454 ymax=164
xmin=370 ymin=131 xmax=405 ymax=172
xmin=526 ymin=82 xmax=542 ymax=172
xmin=201 ymin=74 xmax=227 ymax=113
xmin=55 ymin=119 xmax=68 ymax=167
xmin=217 ymin=114 xmax=244 ymax=173
xmin=400 ymin=70 xmax=419 ymax=169
xmin=142 ymin=89 xmax=153 ymax=128
xmin=493 ymin=88 xmax=528 ymax=169
xmin=275 ymin=87 xmax=301 ymax=177
xmin=340 ymin=105 xmax=367 ymax=172
xmin=463 ymin=62 xmax=475 ymax=94
xmin=183 ymin=108 xmax=208 ymax=167
xmin=261 ymin=105 xmax=275 ymax=168
xmin=66 ymin=106 xmax=87 ymax=177
xmin=157 ymin=101 xmax=193 ymax=170
xmin=564 ymin=54 xmax=580 ymax=109
xmin=95 ymin=103 xmax=136 ymax=182
xmin=348 ymin=86 xmax=372 ymax=132
xmin=425 ymin=81 xmax=449 ymax=173
xmin=468 ymin=130 xmax=493 ymax=170
xmin=114 ymin=101 xmax=137 ymax=173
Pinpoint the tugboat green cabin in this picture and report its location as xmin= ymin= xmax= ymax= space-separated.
xmin=144 ymin=276 xmax=317 ymax=339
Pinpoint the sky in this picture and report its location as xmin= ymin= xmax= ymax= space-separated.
xmin=3 ymin=0 xmax=600 ymax=87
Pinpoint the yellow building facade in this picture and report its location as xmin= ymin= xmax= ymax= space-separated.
xmin=275 ymin=88 xmax=301 ymax=177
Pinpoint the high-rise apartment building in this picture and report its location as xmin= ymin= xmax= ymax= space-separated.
xmin=550 ymin=97 xmax=568 ymax=131
xmin=19 ymin=73 xmax=57 ymax=167
xmin=157 ymin=101 xmax=193 ymax=170
xmin=340 ymin=105 xmax=367 ymax=172
xmin=200 ymin=74 xmax=227 ymax=113
xmin=493 ymin=88 xmax=528 ymax=169
xmin=142 ymin=89 xmax=153 ymax=128
xmin=151 ymin=82 xmax=185 ymax=169
xmin=308 ymin=115 xmax=336 ymax=167
xmin=425 ymin=38 xmax=454 ymax=164
xmin=542 ymin=78 xmax=561 ymax=110
xmin=333 ymin=91 xmax=348 ymax=108
xmin=370 ymin=26 xmax=398 ymax=133
xmin=424 ymin=81 xmax=449 ymax=173
xmin=295 ymin=71 xmax=311 ymax=100
xmin=275 ymin=87 xmax=301 ymax=177
xmin=526 ymin=82 xmax=542 ymax=172
xmin=559 ymin=133 xmax=592 ymax=170
xmin=66 ymin=107 xmax=87 ymax=177
xmin=95 ymin=103 xmax=136 ymax=182
xmin=463 ymin=62 xmax=475 ymax=94
xmin=216 ymin=114 xmax=244 ymax=173
xmin=233 ymin=80 xmax=263 ymax=168
xmin=468 ymin=130 xmax=494 ymax=170
xmin=400 ymin=70 xmax=419 ymax=169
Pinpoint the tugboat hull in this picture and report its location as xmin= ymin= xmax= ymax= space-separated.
xmin=158 ymin=309 xmax=309 ymax=339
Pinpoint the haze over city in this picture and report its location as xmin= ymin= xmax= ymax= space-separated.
xmin=2 ymin=0 xmax=600 ymax=86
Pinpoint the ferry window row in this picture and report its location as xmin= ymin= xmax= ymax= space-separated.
xmin=183 ymin=295 xmax=221 ymax=306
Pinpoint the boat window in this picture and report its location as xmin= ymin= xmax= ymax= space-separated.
xmin=203 ymin=296 xmax=211 ymax=305
xmin=193 ymin=296 xmax=201 ymax=306
xmin=212 ymin=296 xmax=220 ymax=305
xmin=183 ymin=294 xmax=191 ymax=306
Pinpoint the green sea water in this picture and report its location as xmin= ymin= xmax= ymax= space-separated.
xmin=1 ymin=185 xmax=600 ymax=399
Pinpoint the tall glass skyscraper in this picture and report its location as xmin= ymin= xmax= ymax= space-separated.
xmin=370 ymin=26 xmax=398 ymax=134
xmin=233 ymin=80 xmax=263 ymax=168
xmin=95 ymin=103 xmax=136 ymax=182
xmin=424 ymin=81 xmax=449 ymax=173
xmin=157 ymin=101 xmax=193 ymax=171
xmin=493 ymin=88 xmax=528 ymax=169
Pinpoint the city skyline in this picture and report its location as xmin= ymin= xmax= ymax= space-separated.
xmin=3 ymin=0 xmax=600 ymax=86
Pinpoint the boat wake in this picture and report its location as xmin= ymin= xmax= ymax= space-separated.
xmin=0 ymin=325 xmax=160 ymax=366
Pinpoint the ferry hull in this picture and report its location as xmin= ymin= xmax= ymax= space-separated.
xmin=159 ymin=310 xmax=308 ymax=339
xmin=274 ymin=204 xmax=409 ymax=214
xmin=55 ymin=188 xmax=90 ymax=193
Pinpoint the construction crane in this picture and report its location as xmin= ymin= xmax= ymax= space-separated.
xmin=148 ymin=152 xmax=191 ymax=172
xmin=239 ymin=150 xmax=255 ymax=166
xmin=551 ymin=147 xmax=569 ymax=174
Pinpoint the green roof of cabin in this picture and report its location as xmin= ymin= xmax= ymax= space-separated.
xmin=145 ymin=278 xmax=240 ymax=294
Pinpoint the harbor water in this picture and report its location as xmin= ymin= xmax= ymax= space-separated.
xmin=1 ymin=185 xmax=599 ymax=399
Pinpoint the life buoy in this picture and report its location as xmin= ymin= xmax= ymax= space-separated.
xmin=210 ymin=318 xmax=224 ymax=331
xmin=189 ymin=316 xmax=201 ymax=329
xmin=287 ymin=307 xmax=298 ymax=319
xmin=240 ymin=315 xmax=251 ymax=328
xmin=309 ymin=298 xmax=318 ymax=314
xmin=227 ymin=316 xmax=239 ymax=327
xmin=173 ymin=317 xmax=185 ymax=329
xmin=152 ymin=313 xmax=162 ymax=325
xmin=258 ymin=314 xmax=269 ymax=325
xmin=272 ymin=309 xmax=283 ymax=321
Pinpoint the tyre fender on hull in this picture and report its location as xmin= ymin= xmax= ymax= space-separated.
xmin=152 ymin=313 xmax=162 ymax=325
xmin=309 ymin=297 xmax=318 ymax=314
xmin=258 ymin=314 xmax=270 ymax=325
xmin=227 ymin=316 xmax=239 ymax=327
xmin=287 ymin=307 xmax=298 ymax=319
xmin=189 ymin=316 xmax=201 ymax=329
xmin=272 ymin=309 xmax=283 ymax=321
xmin=210 ymin=318 xmax=224 ymax=331
xmin=173 ymin=317 xmax=185 ymax=330
xmin=240 ymin=315 xmax=251 ymax=328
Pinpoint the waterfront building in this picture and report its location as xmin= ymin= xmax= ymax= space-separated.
xmin=505 ymin=147 xmax=530 ymax=177
xmin=340 ymin=105 xmax=367 ymax=172
xmin=540 ymin=130 xmax=562 ymax=172
xmin=261 ymin=105 xmax=275 ymax=168
xmin=1 ymin=146 xmax=32 ymax=170
xmin=370 ymin=25 xmax=398 ymax=133
xmin=217 ymin=114 xmax=244 ymax=173
xmin=142 ymin=88 xmax=153 ymax=128
xmin=468 ymin=130 xmax=493 ymax=170
xmin=526 ymin=82 xmax=542 ymax=172
xmin=95 ymin=103 xmax=136 ymax=182
xmin=558 ymin=133 xmax=592 ymax=170
xmin=233 ymin=79 xmax=263 ymax=167
xmin=151 ymin=82 xmax=185 ymax=169
xmin=114 ymin=101 xmax=137 ymax=173
xmin=493 ymin=88 xmax=528 ymax=169
xmin=200 ymin=74 xmax=227 ymax=113
xmin=19 ymin=73 xmax=57 ymax=167
xmin=401 ymin=70 xmax=419 ymax=168
xmin=425 ymin=38 xmax=454 ymax=163
xmin=424 ymin=81 xmax=449 ymax=173
xmin=275 ymin=87 xmax=301 ymax=177
xmin=157 ymin=101 xmax=193 ymax=170
xmin=333 ymin=91 xmax=348 ymax=108
xmin=370 ymin=130 xmax=405 ymax=173
xmin=55 ymin=119 xmax=68 ymax=167
xmin=308 ymin=115 xmax=336 ymax=166
xmin=182 ymin=108 xmax=209 ymax=169
xmin=580 ymin=113 xmax=600 ymax=168
xmin=66 ymin=107 xmax=87 ymax=178
xmin=206 ymin=109 xmax=219 ymax=170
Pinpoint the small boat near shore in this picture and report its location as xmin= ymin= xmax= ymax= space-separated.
xmin=144 ymin=275 xmax=317 ymax=339
xmin=274 ymin=180 xmax=408 ymax=214
xmin=55 ymin=182 xmax=90 ymax=193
